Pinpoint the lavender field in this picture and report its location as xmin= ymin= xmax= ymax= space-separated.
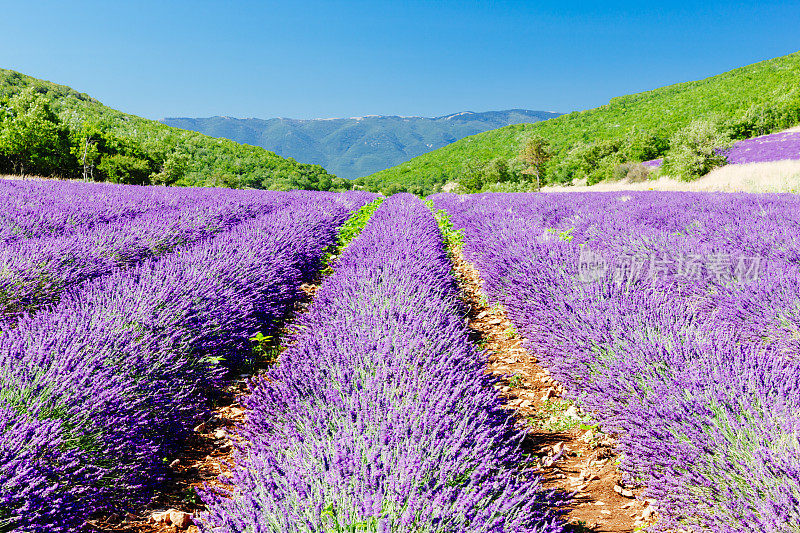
xmin=0 ymin=180 xmax=376 ymax=531
xmin=1 ymin=180 xmax=798 ymax=533
xmin=431 ymin=191 xmax=800 ymax=532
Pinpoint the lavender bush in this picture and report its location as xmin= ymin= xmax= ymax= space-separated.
xmin=200 ymin=194 xmax=567 ymax=533
xmin=0 ymin=188 xmax=311 ymax=323
xmin=431 ymin=191 xmax=800 ymax=532
xmin=725 ymin=131 xmax=800 ymax=164
xmin=0 ymin=189 xmax=374 ymax=532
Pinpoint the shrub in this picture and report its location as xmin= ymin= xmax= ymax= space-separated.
xmin=97 ymin=153 xmax=154 ymax=184
xmin=612 ymin=162 xmax=651 ymax=182
xmin=663 ymin=120 xmax=733 ymax=181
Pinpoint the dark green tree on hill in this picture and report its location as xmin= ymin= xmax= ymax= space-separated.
xmin=0 ymin=87 xmax=73 ymax=176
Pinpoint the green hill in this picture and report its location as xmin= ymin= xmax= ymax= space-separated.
xmin=356 ymin=51 xmax=800 ymax=195
xmin=0 ymin=69 xmax=348 ymax=190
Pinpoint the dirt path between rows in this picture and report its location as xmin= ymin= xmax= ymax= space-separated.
xmin=88 ymin=283 xmax=320 ymax=533
xmin=449 ymin=248 xmax=659 ymax=533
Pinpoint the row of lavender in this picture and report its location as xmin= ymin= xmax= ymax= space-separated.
xmin=200 ymin=194 xmax=567 ymax=532
xmin=431 ymin=191 xmax=800 ymax=532
xmin=0 ymin=179 xmax=227 ymax=244
xmin=0 ymin=187 xmax=303 ymax=324
xmin=0 ymin=187 xmax=375 ymax=532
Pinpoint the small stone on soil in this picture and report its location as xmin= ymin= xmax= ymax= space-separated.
xmin=540 ymin=388 xmax=556 ymax=401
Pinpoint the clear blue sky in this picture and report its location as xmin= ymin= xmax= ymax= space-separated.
xmin=2 ymin=1 xmax=799 ymax=120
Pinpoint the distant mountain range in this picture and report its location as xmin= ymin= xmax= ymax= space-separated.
xmin=161 ymin=110 xmax=561 ymax=179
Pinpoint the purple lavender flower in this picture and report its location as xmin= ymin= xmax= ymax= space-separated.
xmin=0 ymin=183 xmax=375 ymax=532
xmin=431 ymin=191 xmax=800 ymax=532
xmin=200 ymin=194 xmax=567 ymax=533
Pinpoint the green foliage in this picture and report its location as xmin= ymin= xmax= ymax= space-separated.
xmin=321 ymin=503 xmax=383 ymax=532
xmin=456 ymin=159 xmax=488 ymax=193
xmin=508 ymin=374 xmax=525 ymax=388
xmin=527 ymin=398 xmax=587 ymax=433
xmin=662 ymin=119 xmax=733 ymax=181
xmin=151 ymin=150 xmax=189 ymax=185
xmin=250 ymin=332 xmax=278 ymax=367
xmin=0 ymin=87 xmax=74 ymax=175
xmin=322 ymin=197 xmax=385 ymax=272
xmin=545 ymin=227 xmax=575 ymax=242
xmin=0 ymin=68 xmax=346 ymax=190
xmin=518 ymin=134 xmax=552 ymax=189
xmin=357 ymin=51 xmax=800 ymax=193
xmin=424 ymin=199 xmax=465 ymax=255
xmin=97 ymin=153 xmax=154 ymax=185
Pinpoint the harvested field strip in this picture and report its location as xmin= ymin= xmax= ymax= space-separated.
xmin=0 ymin=189 xmax=375 ymax=532
xmin=200 ymin=194 xmax=566 ymax=533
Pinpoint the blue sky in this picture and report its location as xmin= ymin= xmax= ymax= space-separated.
xmin=2 ymin=1 xmax=799 ymax=120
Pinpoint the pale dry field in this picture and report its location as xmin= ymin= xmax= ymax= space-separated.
xmin=542 ymin=160 xmax=800 ymax=194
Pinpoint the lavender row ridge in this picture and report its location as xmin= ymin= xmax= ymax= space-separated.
xmin=430 ymin=191 xmax=800 ymax=532
xmin=0 ymin=190 xmax=375 ymax=532
xmin=0 ymin=180 xmax=228 ymax=245
xmin=200 ymin=193 xmax=567 ymax=533
xmin=0 ymin=188 xmax=314 ymax=324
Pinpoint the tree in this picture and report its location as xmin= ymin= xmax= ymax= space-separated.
xmin=0 ymin=87 xmax=72 ymax=176
xmin=151 ymin=150 xmax=189 ymax=185
xmin=518 ymin=135 xmax=551 ymax=190
xmin=69 ymin=122 xmax=105 ymax=181
xmin=456 ymin=160 xmax=486 ymax=193
xmin=663 ymin=120 xmax=733 ymax=181
xmin=621 ymin=127 xmax=669 ymax=162
xmin=484 ymin=158 xmax=512 ymax=185
xmin=97 ymin=153 xmax=153 ymax=184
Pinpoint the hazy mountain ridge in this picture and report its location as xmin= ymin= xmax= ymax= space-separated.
xmin=162 ymin=109 xmax=561 ymax=179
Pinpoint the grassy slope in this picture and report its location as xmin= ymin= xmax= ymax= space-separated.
xmin=0 ymin=69 xmax=341 ymax=189
xmin=357 ymin=51 xmax=800 ymax=195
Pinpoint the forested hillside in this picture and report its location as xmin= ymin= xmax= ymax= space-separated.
xmin=357 ymin=51 xmax=800 ymax=195
xmin=163 ymin=110 xmax=560 ymax=179
xmin=0 ymin=69 xmax=350 ymax=190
